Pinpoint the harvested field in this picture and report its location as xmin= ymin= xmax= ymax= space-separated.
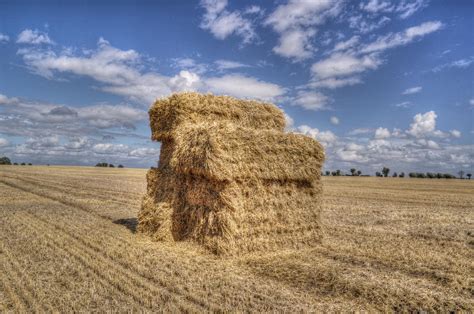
xmin=0 ymin=165 xmax=473 ymax=312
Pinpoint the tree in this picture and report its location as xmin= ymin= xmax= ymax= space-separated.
xmin=350 ymin=168 xmax=356 ymax=176
xmin=109 ymin=164 xmax=115 ymax=168
xmin=382 ymin=167 xmax=390 ymax=177
xmin=375 ymin=171 xmax=381 ymax=177
xmin=13 ymin=163 xmax=18 ymax=165
xmin=357 ymin=170 xmax=362 ymax=176
xmin=0 ymin=156 xmax=12 ymax=165
xmin=399 ymin=172 xmax=405 ymax=178
xmin=118 ymin=164 xmax=124 ymax=168
xmin=28 ymin=163 xmax=32 ymax=166
xmin=409 ymin=172 xmax=416 ymax=178
xmin=426 ymin=172 xmax=435 ymax=179
xmin=458 ymin=170 xmax=465 ymax=179
xmin=95 ymin=162 xmax=109 ymax=167
xmin=21 ymin=162 xmax=26 ymax=166
xmin=336 ymin=169 xmax=341 ymax=176
xmin=467 ymin=173 xmax=472 ymax=180
xmin=331 ymin=171 xmax=337 ymax=176
xmin=392 ymin=172 xmax=397 ymax=177
xmin=436 ymin=173 xmax=443 ymax=179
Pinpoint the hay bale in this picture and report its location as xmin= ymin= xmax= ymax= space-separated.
xmin=164 ymin=122 xmax=325 ymax=182
xmin=142 ymin=168 xmax=323 ymax=255
xmin=138 ymin=92 xmax=325 ymax=255
xmin=149 ymin=92 xmax=286 ymax=141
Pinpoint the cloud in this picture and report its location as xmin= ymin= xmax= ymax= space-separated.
xmin=205 ymin=74 xmax=284 ymax=101
xmin=375 ymin=127 xmax=391 ymax=139
xmin=394 ymin=101 xmax=412 ymax=108
xmin=360 ymin=21 xmax=443 ymax=54
xmin=470 ymin=98 xmax=474 ymax=107
xmin=17 ymin=29 xmax=54 ymax=45
xmin=128 ymin=147 xmax=161 ymax=157
xmin=264 ymin=0 xmax=342 ymax=59
xmin=214 ymin=59 xmax=249 ymax=70
xmin=432 ymin=57 xmax=474 ymax=72
xmin=348 ymin=128 xmax=372 ymax=135
xmin=18 ymin=38 xmax=282 ymax=104
xmin=407 ymin=111 xmax=437 ymax=138
xmin=295 ymin=125 xmax=337 ymax=147
xmin=0 ymin=93 xmax=147 ymax=139
xmin=360 ymin=0 xmax=393 ymax=13
xmin=450 ymin=130 xmax=461 ymax=138
xmin=396 ymin=0 xmax=427 ymax=19
xmin=172 ymin=58 xmax=208 ymax=74
xmin=200 ymin=0 xmax=257 ymax=44
xmin=293 ymin=91 xmax=331 ymax=111
xmin=330 ymin=116 xmax=339 ymax=125
xmin=0 ymin=33 xmax=9 ymax=43
xmin=0 ymin=138 xmax=9 ymax=147
xmin=272 ymin=28 xmax=316 ymax=60
xmin=348 ymin=15 xmax=391 ymax=34
xmin=311 ymin=53 xmax=381 ymax=79
xmin=402 ymin=86 xmax=422 ymax=95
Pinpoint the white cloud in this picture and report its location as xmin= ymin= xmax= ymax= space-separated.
xmin=375 ymin=127 xmax=391 ymax=139
xmin=93 ymin=143 xmax=130 ymax=154
xmin=244 ymin=5 xmax=262 ymax=15
xmin=205 ymin=74 xmax=284 ymax=101
xmin=348 ymin=15 xmax=391 ymax=34
xmin=293 ymin=91 xmax=331 ymax=111
xmin=470 ymin=98 xmax=474 ymax=107
xmin=214 ymin=59 xmax=249 ymax=70
xmin=360 ymin=0 xmax=393 ymax=13
xmin=310 ymin=77 xmax=362 ymax=89
xmin=0 ymin=138 xmax=9 ymax=147
xmin=332 ymin=35 xmax=360 ymax=53
xmin=311 ymin=53 xmax=381 ymax=79
xmin=200 ymin=0 xmax=256 ymax=44
xmin=128 ymin=147 xmax=160 ymax=157
xmin=407 ymin=111 xmax=437 ymax=138
xmin=330 ymin=116 xmax=339 ymax=125
xmin=402 ymin=86 xmax=422 ymax=95
xmin=394 ymin=101 xmax=411 ymax=108
xmin=361 ymin=21 xmax=443 ymax=54
xmin=17 ymin=29 xmax=54 ymax=45
xmin=172 ymin=58 xmax=208 ymax=74
xmin=296 ymin=125 xmax=337 ymax=146
xmin=348 ymin=128 xmax=372 ymax=135
xmin=18 ymin=38 xmax=282 ymax=105
xmin=450 ymin=130 xmax=461 ymax=138
xmin=264 ymin=0 xmax=342 ymax=59
xmin=0 ymin=33 xmax=9 ymax=43
xmin=432 ymin=57 xmax=473 ymax=72
xmin=396 ymin=0 xmax=427 ymax=19
xmin=272 ymin=28 xmax=316 ymax=60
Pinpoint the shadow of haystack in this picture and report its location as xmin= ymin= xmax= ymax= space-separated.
xmin=113 ymin=218 xmax=138 ymax=233
xmin=138 ymin=92 xmax=325 ymax=255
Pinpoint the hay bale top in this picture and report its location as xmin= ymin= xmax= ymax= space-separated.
xmin=165 ymin=122 xmax=325 ymax=182
xmin=149 ymin=92 xmax=286 ymax=141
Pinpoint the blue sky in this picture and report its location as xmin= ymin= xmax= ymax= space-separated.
xmin=0 ymin=0 xmax=472 ymax=174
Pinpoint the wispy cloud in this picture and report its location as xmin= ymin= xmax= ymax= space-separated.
xmin=402 ymin=86 xmax=422 ymax=95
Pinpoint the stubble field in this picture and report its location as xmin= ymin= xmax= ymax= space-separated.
xmin=0 ymin=166 xmax=472 ymax=312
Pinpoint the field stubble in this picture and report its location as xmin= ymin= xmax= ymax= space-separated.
xmin=0 ymin=166 xmax=472 ymax=311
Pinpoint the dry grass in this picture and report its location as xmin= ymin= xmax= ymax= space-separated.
xmin=143 ymin=93 xmax=324 ymax=255
xmin=0 ymin=165 xmax=473 ymax=311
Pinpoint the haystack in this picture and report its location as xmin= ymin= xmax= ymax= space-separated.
xmin=138 ymin=92 xmax=325 ymax=255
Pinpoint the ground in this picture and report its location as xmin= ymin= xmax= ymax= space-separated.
xmin=0 ymin=166 xmax=472 ymax=312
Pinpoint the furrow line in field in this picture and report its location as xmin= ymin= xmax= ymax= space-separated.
xmin=9 ymin=213 xmax=184 ymax=311
xmin=13 ymin=211 xmax=216 ymax=312
xmin=0 ymin=241 xmax=47 ymax=312
xmin=0 ymin=174 xmax=139 ymax=208
xmin=4 ymin=215 xmax=145 ymax=311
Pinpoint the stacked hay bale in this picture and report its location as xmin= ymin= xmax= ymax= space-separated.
xmin=138 ymin=92 xmax=325 ymax=255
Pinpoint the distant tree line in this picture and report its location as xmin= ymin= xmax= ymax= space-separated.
xmin=0 ymin=156 xmax=32 ymax=165
xmin=323 ymin=166 xmax=471 ymax=179
xmin=95 ymin=162 xmax=124 ymax=168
